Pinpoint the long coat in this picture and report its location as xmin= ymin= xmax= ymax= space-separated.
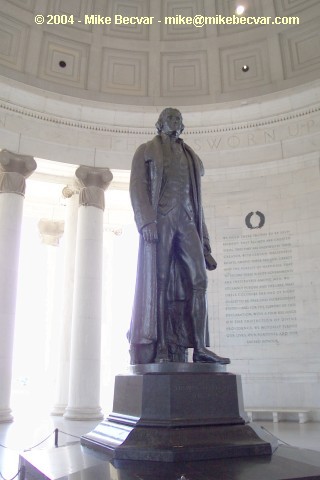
xmin=128 ymin=135 xmax=209 ymax=347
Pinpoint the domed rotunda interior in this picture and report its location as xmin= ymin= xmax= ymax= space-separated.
xmin=0 ymin=1 xmax=320 ymax=468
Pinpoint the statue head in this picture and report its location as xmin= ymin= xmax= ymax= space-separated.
xmin=155 ymin=108 xmax=184 ymax=137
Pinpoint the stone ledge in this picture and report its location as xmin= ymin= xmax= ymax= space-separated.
xmin=246 ymin=408 xmax=311 ymax=423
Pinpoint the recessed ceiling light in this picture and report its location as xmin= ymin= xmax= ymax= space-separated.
xmin=242 ymin=65 xmax=249 ymax=72
xmin=235 ymin=5 xmax=245 ymax=15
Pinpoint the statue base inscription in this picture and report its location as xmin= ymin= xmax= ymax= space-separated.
xmin=81 ymin=364 xmax=277 ymax=462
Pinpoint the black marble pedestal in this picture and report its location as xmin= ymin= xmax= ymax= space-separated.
xmin=18 ymin=365 xmax=320 ymax=479
xmin=19 ymin=443 xmax=320 ymax=480
xmin=81 ymin=364 xmax=278 ymax=461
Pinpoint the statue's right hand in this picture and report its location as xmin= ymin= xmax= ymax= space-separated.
xmin=141 ymin=222 xmax=158 ymax=243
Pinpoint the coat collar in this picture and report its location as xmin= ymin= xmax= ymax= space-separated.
xmin=144 ymin=135 xmax=184 ymax=162
xmin=144 ymin=135 xmax=204 ymax=176
xmin=160 ymin=132 xmax=183 ymax=145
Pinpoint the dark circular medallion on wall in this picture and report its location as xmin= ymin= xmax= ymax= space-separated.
xmin=245 ymin=211 xmax=265 ymax=229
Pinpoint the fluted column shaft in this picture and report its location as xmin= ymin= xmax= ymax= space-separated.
xmin=38 ymin=219 xmax=65 ymax=378
xmin=0 ymin=150 xmax=36 ymax=423
xmin=64 ymin=166 xmax=113 ymax=420
xmin=51 ymin=189 xmax=79 ymax=415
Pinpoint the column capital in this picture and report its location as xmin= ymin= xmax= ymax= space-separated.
xmin=62 ymin=184 xmax=80 ymax=199
xmin=0 ymin=149 xmax=37 ymax=195
xmin=75 ymin=166 xmax=113 ymax=211
xmin=38 ymin=219 xmax=65 ymax=246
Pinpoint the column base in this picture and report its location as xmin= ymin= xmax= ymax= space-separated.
xmin=64 ymin=406 xmax=104 ymax=421
xmin=0 ymin=408 xmax=14 ymax=423
xmin=51 ymin=404 xmax=67 ymax=416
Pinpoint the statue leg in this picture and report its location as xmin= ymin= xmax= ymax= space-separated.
xmin=190 ymin=291 xmax=230 ymax=364
xmin=176 ymin=217 xmax=230 ymax=365
xmin=155 ymin=288 xmax=170 ymax=362
xmin=155 ymin=215 xmax=174 ymax=363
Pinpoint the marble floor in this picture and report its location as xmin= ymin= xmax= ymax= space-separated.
xmin=1 ymin=409 xmax=320 ymax=479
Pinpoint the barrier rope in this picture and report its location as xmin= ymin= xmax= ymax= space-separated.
xmin=0 ymin=428 xmax=82 ymax=480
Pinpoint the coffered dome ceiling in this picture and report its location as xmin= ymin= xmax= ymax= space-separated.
xmin=0 ymin=0 xmax=320 ymax=106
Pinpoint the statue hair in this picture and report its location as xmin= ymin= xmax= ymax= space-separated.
xmin=155 ymin=108 xmax=185 ymax=134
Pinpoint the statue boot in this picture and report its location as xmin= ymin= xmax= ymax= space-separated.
xmin=191 ymin=291 xmax=230 ymax=365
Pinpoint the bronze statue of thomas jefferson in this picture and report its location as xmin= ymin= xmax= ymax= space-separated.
xmin=128 ymin=108 xmax=230 ymax=365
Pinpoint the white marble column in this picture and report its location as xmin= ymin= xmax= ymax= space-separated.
xmin=38 ymin=219 xmax=64 ymax=380
xmin=64 ymin=166 xmax=113 ymax=420
xmin=51 ymin=187 xmax=79 ymax=416
xmin=0 ymin=149 xmax=37 ymax=423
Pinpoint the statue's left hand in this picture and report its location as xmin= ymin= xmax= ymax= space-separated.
xmin=141 ymin=222 xmax=158 ymax=243
xmin=205 ymin=253 xmax=217 ymax=270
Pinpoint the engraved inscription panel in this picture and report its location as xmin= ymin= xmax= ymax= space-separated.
xmin=223 ymin=231 xmax=297 ymax=345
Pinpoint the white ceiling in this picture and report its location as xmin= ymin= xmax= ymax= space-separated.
xmin=1 ymin=0 xmax=320 ymax=106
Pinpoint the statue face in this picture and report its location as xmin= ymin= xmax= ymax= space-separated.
xmin=161 ymin=109 xmax=183 ymax=137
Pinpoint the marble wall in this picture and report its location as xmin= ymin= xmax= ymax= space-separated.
xmin=203 ymin=152 xmax=320 ymax=417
